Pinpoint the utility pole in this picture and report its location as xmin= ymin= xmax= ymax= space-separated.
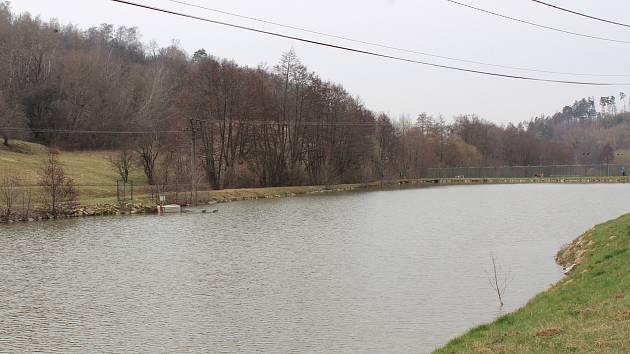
xmin=190 ymin=118 xmax=199 ymax=206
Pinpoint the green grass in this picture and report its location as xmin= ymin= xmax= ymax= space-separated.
xmin=0 ymin=140 xmax=146 ymax=203
xmin=435 ymin=214 xmax=630 ymax=354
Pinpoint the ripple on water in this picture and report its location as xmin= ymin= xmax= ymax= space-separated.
xmin=1 ymin=184 xmax=629 ymax=353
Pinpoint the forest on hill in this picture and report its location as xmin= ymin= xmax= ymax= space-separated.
xmin=1 ymin=2 xmax=629 ymax=189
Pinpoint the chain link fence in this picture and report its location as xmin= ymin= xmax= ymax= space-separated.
xmin=423 ymin=164 xmax=627 ymax=179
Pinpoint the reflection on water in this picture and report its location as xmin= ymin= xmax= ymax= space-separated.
xmin=1 ymin=184 xmax=629 ymax=353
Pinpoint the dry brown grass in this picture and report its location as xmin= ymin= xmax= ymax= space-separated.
xmin=535 ymin=327 xmax=563 ymax=337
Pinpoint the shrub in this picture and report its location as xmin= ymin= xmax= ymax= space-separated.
xmin=38 ymin=151 xmax=78 ymax=215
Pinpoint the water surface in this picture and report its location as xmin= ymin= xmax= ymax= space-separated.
xmin=1 ymin=184 xmax=629 ymax=353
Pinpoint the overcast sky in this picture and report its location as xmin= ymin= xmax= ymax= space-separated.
xmin=9 ymin=0 xmax=630 ymax=123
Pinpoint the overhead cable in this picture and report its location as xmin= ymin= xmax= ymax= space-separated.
xmin=444 ymin=0 xmax=630 ymax=44
xmin=530 ymin=0 xmax=630 ymax=29
xmin=109 ymin=0 xmax=630 ymax=86
xmin=162 ymin=0 xmax=630 ymax=77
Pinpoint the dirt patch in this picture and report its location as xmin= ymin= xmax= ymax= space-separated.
xmin=575 ymin=307 xmax=595 ymax=315
xmin=557 ymin=240 xmax=583 ymax=267
xmin=535 ymin=328 xmax=563 ymax=337
xmin=468 ymin=343 xmax=511 ymax=353
xmin=614 ymin=309 xmax=630 ymax=321
xmin=556 ymin=229 xmax=597 ymax=268
xmin=470 ymin=342 xmax=493 ymax=353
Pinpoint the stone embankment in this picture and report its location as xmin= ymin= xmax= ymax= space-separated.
xmin=0 ymin=202 xmax=157 ymax=224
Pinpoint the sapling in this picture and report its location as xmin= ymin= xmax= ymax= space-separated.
xmin=487 ymin=253 xmax=509 ymax=308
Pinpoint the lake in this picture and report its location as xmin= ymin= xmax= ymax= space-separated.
xmin=1 ymin=184 xmax=629 ymax=353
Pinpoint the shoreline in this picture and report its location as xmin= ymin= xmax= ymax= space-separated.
xmin=0 ymin=179 xmax=429 ymax=224
xmin=2 ymin=177 xmax=629 ymax=224
xmin=434 ymin=213 xmax=630 ymax=353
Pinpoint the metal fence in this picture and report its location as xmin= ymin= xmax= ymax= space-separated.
xmin=423 ymin=164 xmax=626 ymax=179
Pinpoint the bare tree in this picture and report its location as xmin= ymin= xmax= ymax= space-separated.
xmin=137 ymin=138 xmax=159 ymax=185
xmin=599 ymin=143 xmax=614 ymax=164
xmin=184 ymin=59 xmax=248 ymax=189
xmin=6 ymin=4 xmax=625 ymax=187
xmin=38 ymin=151 xmax=78 ymax=215
xmin=172 ymin=149 xmax=190 ymax=204
xmin=487 ymin=254 xmax=509 ymax=308
xmin=0 ymin=171 xmax=22 ymax=218
xmin=20 ymin=186 xmax=32 ymax=220
xmin=0 ymin=92 xmax=27 ymax=146
xmin=109 ymin=149 xmax=133 ymax=183
xmin=599 ymin=96 xmax=609 ymax=116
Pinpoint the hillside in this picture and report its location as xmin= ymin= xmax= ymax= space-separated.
xmin=0 ymin=141 xmax=146 ymax=203
xmin=0 ymin=140 xmax=400 ymax=207
xmin=5 ymin=3 xmax=629 ymax=191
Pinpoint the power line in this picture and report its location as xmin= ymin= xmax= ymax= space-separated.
xmin=0 ymin=121 xmax=393 ymax=136
xmin=0 ymin=127 xmax=183 ymax=134
xmin=230 ymin=120 xmax=390 ymax=127
xmin=443 ymin=0 xmax=630 ymax=44
xmin=530 ymin=0 xmax=630 ymax=29
xmin=162 ymin=0 xmax=630 ymax=77
xmin=110 ymin=0 xmax=630 ymax=86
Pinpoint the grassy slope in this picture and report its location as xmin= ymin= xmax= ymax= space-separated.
xmin=0 ymin=141 xmax=146 ymax=203
xmin=0 ymin=141 xmax=381 ymax=205
xmin=435 ymin=214 xmax=630 ymax=354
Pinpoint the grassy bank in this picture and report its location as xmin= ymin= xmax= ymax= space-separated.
xmin=435 ymin=214 xmax=630 ymax=353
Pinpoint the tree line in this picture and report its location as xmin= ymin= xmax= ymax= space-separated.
xmin=0 ymin=3 xmax=626 ymax=190
xmin=527 ymin=96 xmax=630 ymax=165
